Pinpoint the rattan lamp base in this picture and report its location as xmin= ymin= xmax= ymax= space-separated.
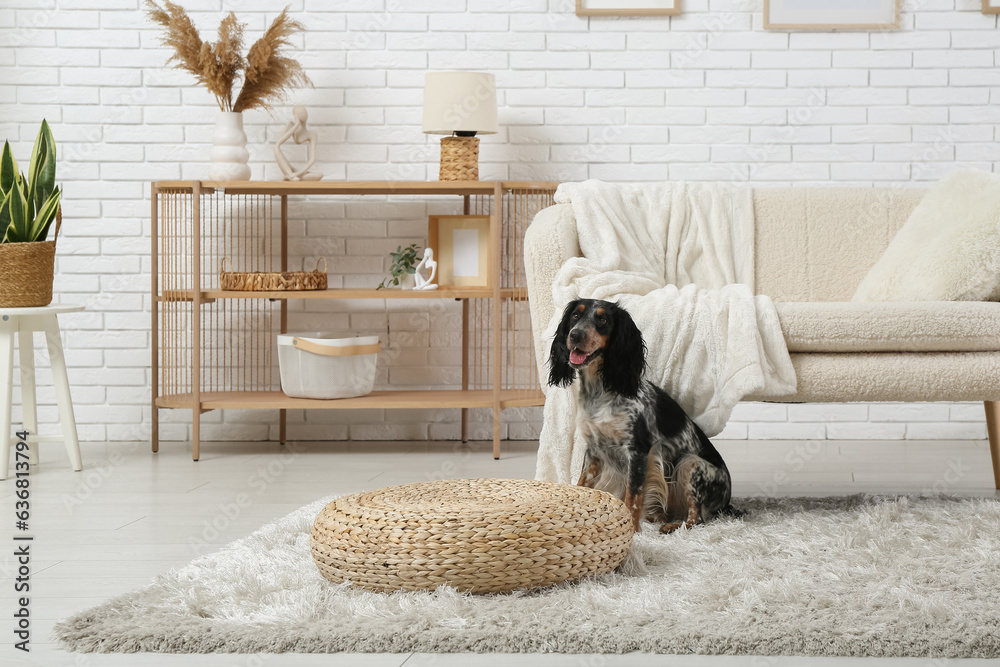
xmin=439 ymin=136 xmax=480 ymax=181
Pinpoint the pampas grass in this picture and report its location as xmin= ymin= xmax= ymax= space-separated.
xmin=145 ymin=1 xmax=310 ymax=113
xmin=209 ymin=12 xmax=245 ymax=112
xmin=233 ymin=9 xmax=310 ymax=113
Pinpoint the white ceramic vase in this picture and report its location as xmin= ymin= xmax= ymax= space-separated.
xmin=209 ymin=111 xmax=251 ymax=181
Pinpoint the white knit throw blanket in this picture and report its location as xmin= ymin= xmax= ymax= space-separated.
xmin=535 ymin=180 xmax=797 ymax=484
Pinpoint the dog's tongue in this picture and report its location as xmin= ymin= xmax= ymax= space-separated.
xmin=570 ymin=349 xmax=588 ymax=365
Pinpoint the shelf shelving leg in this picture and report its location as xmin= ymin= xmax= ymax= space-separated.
xmin=279 ymin=194 xmax=288 ymax=446
xmin=461 ymin=194 xmax=470 ymax=445
xmin=151 ymin=185 xmax=159 ymax=453
xmin=192 ymin=407 xmax=200 ymax=461
xmin=461 ymin=299 xmax=469 ymax=444
xmin=491 ymin=184 xmax=503 ymax=460
xmin=192 ymin=181 xmax=202 ymax=462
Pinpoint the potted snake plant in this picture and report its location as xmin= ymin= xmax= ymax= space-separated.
xmin=0 ymin=120 xmax=62 ymax=308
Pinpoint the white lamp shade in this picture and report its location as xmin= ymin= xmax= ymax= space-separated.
xmin=422 ymin=71 xmax=498 ymax=136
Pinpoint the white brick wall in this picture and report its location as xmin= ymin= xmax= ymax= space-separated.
xmin=1 ymin=0 xmax=997 ymax=443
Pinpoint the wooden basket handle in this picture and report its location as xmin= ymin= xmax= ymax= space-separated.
xmin=291 ymin=338 xmax=380 ymax=357
xmin=220 ymin=257 xmax=231 ymax=278
xmin=314 ymin=257 xmax=327 ymax=273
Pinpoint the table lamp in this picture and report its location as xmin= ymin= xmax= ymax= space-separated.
xmin=422 ymin=71 xmax=498 ymax=181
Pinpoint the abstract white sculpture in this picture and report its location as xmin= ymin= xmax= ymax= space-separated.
xmin=413 ymin=248 xmax=438 ymax=291
xmin=274 ymin=105 xmax=323 ymax=182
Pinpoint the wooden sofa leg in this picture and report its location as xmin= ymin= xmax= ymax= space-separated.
xmin=984 ymin=401 xmax=1000 ymax=490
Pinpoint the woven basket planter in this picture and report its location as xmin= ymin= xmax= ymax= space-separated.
xmin=0 ymin=215 xmax=60 ymax=308
xmin=310 ymin=478 xmax=634 ymax=594
xmin=219 ymin=257 xmax=327 ymax=291
xmin=439 ymin=136 xmax=480 ymax=181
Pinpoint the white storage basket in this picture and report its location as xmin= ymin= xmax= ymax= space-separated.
xmin=277 ymin=333 xmax=380 ymax=399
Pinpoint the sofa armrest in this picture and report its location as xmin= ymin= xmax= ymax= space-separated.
xmin=524 ymin=203 xmax=580 ymax=386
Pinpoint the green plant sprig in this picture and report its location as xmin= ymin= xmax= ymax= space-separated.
xmin=377 ymin=243 xmax=421 ymax=290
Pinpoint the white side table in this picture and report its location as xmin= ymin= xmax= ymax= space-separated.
xmin=0 ymin=305 xmax=84 ymax=480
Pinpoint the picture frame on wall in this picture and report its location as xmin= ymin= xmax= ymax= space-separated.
xmin=576 ymin=0 xmax=681 ymax=17
xmin=428 ymin=215 xmax=492 ymax=289
xmin=985 ymin=0 xmax=1000 ymax=15
xmin=764 ymin=0 xmax=899 ymax=30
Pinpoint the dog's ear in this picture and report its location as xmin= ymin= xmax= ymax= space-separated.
xmin=601 ymin=305 xmax=645 ymax=399
xmin=548 ymin=300 xmax=579 ymax=387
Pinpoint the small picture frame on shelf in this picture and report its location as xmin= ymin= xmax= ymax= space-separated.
xmin=764 ymin=0 xmax=899 ymax=30
xmin=428 ymin=215 xmax=491 ymax=288
xmin=576 ymin=0 xmax=681 ymax=17
xmin=985 ymin=0 xmax=1000 ymax=14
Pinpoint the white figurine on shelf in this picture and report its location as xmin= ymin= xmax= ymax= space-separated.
xmin=413 ymin=248 xmax=438 ymax=291
xmin=274 ymin=105 xmax=323 ymax=181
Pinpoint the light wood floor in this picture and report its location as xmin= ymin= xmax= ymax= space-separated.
xmin=2 ymin=437 xmax=999 ymax=667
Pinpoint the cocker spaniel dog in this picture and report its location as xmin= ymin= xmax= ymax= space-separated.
xmin=549 ymin=298 xmax=738 ymax=533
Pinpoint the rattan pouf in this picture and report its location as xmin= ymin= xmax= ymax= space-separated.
xmin=310 ymin=478 xmax=634 ymax=594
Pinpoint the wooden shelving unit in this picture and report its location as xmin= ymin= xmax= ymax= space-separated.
xmin=155 ymin=389 xmax=545 ymax=411
xmin=158 ymin=287 xmax=528 ymax=301
xmin=151 ymin=180 xmax=556 ymax=460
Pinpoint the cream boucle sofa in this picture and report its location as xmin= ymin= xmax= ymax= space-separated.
xmin=524 ymin=187 xmax=1000 ymax=489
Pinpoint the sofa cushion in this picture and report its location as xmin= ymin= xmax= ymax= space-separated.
xmin=853 ymin=169 xmax=1000 ymax=302
xmin=776 ymin=301 xmax=1000 ymax=353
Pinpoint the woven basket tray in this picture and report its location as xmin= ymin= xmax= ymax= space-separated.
xmin=219 ymin=257 xmax=327 ymax=291
xmin=310 ymin=478 xmax=633 ymax=594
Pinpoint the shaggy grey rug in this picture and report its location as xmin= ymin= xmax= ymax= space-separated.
xmin=55 ymin=494 xmax=1000 ymax=657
